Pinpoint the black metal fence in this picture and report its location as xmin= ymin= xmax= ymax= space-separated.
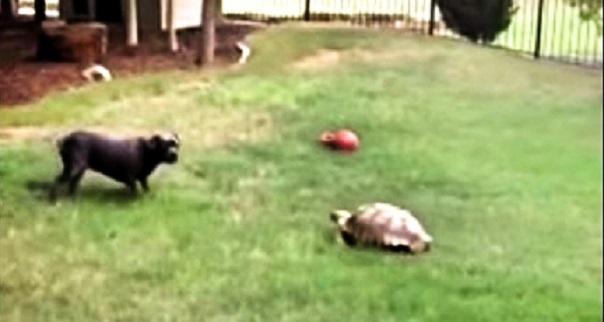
xmin=223 ymin=0 xmax=603 ymax=66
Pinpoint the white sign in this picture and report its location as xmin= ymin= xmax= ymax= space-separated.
xmin=161 ymin=0 xmax=203 ymax=30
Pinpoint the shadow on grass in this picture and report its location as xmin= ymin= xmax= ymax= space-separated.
xmin=26 ymin=180 xmax=140 ymax=204
xmin=324 ymin=228 xmax=423 ymax=256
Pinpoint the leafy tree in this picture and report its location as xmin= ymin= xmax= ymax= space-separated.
xmin=565 ymin=0 xmax=602 ymax=33
xmin=435 ymin=0 xmax=517 ymax=43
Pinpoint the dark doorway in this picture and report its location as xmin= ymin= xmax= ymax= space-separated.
xmin=73 ymin=0 xmax=90 ymax=16
xmin=95 ymin=0 xmax=122 ymax=22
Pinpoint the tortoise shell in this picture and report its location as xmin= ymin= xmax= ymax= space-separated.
xmin=330 ymin=203 xmax=433 ymax=253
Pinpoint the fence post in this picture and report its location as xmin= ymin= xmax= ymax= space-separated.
xmin=304 ymin=0 xmax=311 ymax=21
xmin=534 ymin=0 xmax=545 ymax=58
xmin=198 ymin=0 xmax=216 ymax=66
xmin=429 ymin=0 xmax=436 ymax=35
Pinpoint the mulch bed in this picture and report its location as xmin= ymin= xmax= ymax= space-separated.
xmin=0 ymin=18 xmax=264 ymax=107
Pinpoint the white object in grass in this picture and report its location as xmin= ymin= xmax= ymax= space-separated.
xmin=236 ymin=41 xmax=251 ymax=64
xmin=81 ymin=64 xmax=112 ymax=82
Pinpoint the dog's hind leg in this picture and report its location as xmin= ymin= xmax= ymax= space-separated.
xmin=50 ymin=152 xmax=87 ymax=200
xmin=68 ymin=169 xmax=86 ymax=196
xmin=49 ymin=167 xmax=71 ymax=201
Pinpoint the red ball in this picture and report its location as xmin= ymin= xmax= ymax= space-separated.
xmin=333 ymin=129 xmax=360 ymax=151
xmin=320 ymin=129 xmax=359 ymax=151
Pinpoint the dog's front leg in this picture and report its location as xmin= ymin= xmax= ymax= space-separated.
xmin=67 ymin=170 xmax=86 ymax=196
xmin=49 ymin=178 xmax=64 ymax=202
xmin=139 ymin=177 xmax=149 ymax=192
xmin=125 ymin=180 xmax=138 ymax=196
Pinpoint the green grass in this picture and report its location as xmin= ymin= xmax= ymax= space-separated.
xmin=1 ymin=25 xmax=602 ymax=322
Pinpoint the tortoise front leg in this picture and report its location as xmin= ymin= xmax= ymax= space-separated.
xmin=340 ymin=231 xmax=357 ymax=247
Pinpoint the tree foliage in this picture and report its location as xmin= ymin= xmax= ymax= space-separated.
xmin=565 ymin=0 xmax=602 ymax=32
xmin=435 ymin=0 xmax=517 ymax=43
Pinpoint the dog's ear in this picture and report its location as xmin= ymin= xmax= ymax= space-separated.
xmin=145 ymin=135 xmax=163 ymax=150
xmin=171 ymin=132 xmax=180 ymax=145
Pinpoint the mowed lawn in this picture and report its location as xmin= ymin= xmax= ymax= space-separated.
xmin=0 ymin=25 xmax=602 ymax=322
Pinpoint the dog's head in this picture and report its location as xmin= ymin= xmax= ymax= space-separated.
xmin=145 ymin=132 xmax=180 ymax=164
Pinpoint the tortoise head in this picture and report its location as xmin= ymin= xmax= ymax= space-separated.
xmin=408 ymin=240 xmax=431 ymax=253
xmin=329 ymin=210 xmax=352 ymax=228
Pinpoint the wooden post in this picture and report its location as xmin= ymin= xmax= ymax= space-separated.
xmin=428 ymin=0 xmax=436 ymax=35
xmin=533 ymin=0 xmax=545 ymax=59
xmin=167 ymin=0 xmax=178 ymax=52
xmin=126 ymin=0 xmax=138 ymax=47
xmin=34 ymin=0 xmax=47 ymax=22
xmin=303 ymin=0 xmax=310 ymax=21
xmin=198 ymin=0 xmax=215 ymax=66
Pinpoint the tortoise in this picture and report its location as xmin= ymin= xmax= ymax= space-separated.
xmin=330 ymin=202 xmax=433 ymax=254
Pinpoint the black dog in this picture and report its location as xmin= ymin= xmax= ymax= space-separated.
xmin=50 ymin=131 xmax=179 ymax=199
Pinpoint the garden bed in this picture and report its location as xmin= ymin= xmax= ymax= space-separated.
xmin=0 ymin=19 xmax=263 ymax=107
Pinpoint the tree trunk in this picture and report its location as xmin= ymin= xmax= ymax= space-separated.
xmin=0 ymin=0 xmax=16 ymax=21
xmin=34 ymin=0 xmax=46 ymax=22
xmin=197 ymin=0 xmax=215 ymax=66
